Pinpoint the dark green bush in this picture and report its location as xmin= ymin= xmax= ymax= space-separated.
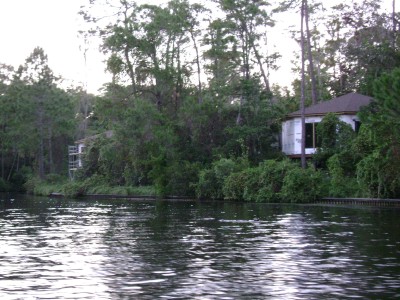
xmin=223 ymin=159 xmax=299 ymax=202
xmin=281 ymin=166 xmax=324 ymax=203
xmin=223 ymin=168 xmax=260 ymax=201
xmin=314 ymin=113 xmax=355 ymax=169
xmin=10 ymin=166 xmax=32 ymax=192
xmin=356 ymin=150 xmax=400 ymax=199
xmin=24 ymin=176 xmax=41 ymax=195
xmin=196 ymin=168 xmax=218 ymax=199
xmin=327 ymin=154 xmax=359 ymax=197
xmin=196 ymin=158 xmax=240 ymax=199
xmin=45 ymin=173 xmax=65 ymax=184
xmin=0 ymin=178 xmax=11 ymax=192
xmin=165 ymin=161 xmax=201 ymax=197
xmin=256 ymin=159 xmax=297 ymax=202
xmin=62 ymin=181 xmax=87 ymax=198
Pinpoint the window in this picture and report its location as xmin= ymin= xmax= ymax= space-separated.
xmin=305 ymin=122 xmax=320 ymax=149
xmin=354 ymin=120 xmax=361 ymax=133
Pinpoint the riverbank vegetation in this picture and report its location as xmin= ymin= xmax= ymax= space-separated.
xmin=0 ymin=0 xmax=399 ymax=201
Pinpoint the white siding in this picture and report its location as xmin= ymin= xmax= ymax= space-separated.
xmin=339 ymin=115 xmax=358 ymax=130
xmin=77 ymin=142 xmax=85 ymax=168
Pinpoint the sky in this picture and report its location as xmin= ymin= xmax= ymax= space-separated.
xmin=0 ymin=0 xmax=395 ymax=95
xmin=0 ymin=0 xmax=107 ymax=93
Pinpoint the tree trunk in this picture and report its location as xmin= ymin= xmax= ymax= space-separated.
xmin=38 ymin=137 xmax=45 ymax=180
xmin=122 ymin=5 xmax=136 ymax=95
xmin=301 ymin=0 xmax=307 ymax=169
xmin=190 ymin=29 xmax=203 ymax=104
xmin=393 ymin=0 xmax=397 ymax=48
xmin=237 ymin=29 xmax=249 ymax=126
xmin=251 ymin=41 xmax=271 ymax=94
xmin=124 ymin=45 xmax=136 ymax=94
xmin=1 ymin=144 xmax=3 ymax=180
xmin=37 ymin=101 xmax=46 ymax=180
xmin=48 ymin=127 xmax=54 ymax=174
xmin=245 ymin=27 xmax=271 ymax=95
xmin=304 ymin=0 xmax=318 ymax=105
xmin=6 ymin=150 xmax=17 ymax=182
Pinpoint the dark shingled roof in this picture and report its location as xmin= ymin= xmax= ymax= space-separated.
xmin=288 ymin=92 xmax=373 ymax=118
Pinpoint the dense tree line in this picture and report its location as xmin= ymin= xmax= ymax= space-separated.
xmin=1 ymin=0 xmax=399 ymax=200
xmin=0 ymin=48 xmax=78 ymax=191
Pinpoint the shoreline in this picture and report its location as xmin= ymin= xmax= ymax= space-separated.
xmin=48 ymin=192 xmax=400 ymax=206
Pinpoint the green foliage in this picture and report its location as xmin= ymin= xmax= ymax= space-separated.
xmin=24 ymin=176 xmax=41 ymax=195
xmin=256 ymin=159 xmax=297 ymax=202
xmin=148 ymin=154 xmax=169 ymax=197
xmin=23 ymin=175 xmax=63 ymax=196
xmin=196 ymin=158 xmax=242 ymax=199
xmin=196 ymin=168 xmax=218 ymax=199
xmin=64 ymin=174 xmax=118 ymax=198
xmin=0 ymin=178 xmax=11 ymax=192
xmin=350 ymin=68 xmax=400 ymax=199
xmin=8 ymin=166 xmax=32 ymax=193
xmin=163 ymin=161 xmax=201 ymax=197
xmin=356 ymin=149 xmax=400 ymax=199
xmin=356 ymin=150 xmax=386 ymax=198
xmin=373 ymin=68 xmax=400 ymax=124
xmin=45 ymin=173 xmax=65 ymax=184
xmin=281 ymin=167 xmax=324 ymax=203
xmin=314 ymin=113 xmax=355 ymax=168
xmin=222 ymin=159 xmax=325 ymax=203
xmin=327 ymin=154 xmax=359 ymax=197
xmin=0 ymin=48 xmax=75 ymax=188
xmin=63 ymin=181 xmax=87 ymax=198
xmin=222 ymin=159 xmax=298 ymax=202
xmin=125 ymin=185 xmax=155 ymax=196
xmin=223 ymin=168 xmax=256 ymax=201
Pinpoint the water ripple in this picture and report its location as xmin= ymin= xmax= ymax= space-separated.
xmin=1 ymin=198 xmax=400 ymax=299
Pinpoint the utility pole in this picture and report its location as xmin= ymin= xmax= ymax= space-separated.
xmin=300 ymin=0 xmax=307 ymax=169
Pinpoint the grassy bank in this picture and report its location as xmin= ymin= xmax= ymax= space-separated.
xmin=25 ymin=175 xmax=156 ymax=199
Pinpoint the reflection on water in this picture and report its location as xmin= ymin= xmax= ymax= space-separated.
xmin=1 ymin=195 xmax=400 ymax=299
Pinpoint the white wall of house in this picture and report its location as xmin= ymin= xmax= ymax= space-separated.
xmin=338 ymin=115 xmax=359 ymax=130
xmin=77 ymin=142 xmax=85 ymax=168
xmin=282 ymin=114 xmax=358 ymax=156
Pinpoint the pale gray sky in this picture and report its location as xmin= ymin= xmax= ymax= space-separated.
xmin=0 ymin=0 xmax=109 ymax=93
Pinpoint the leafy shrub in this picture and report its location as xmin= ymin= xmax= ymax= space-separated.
xmin=125 ymin=185 xmax=155 ymax=196
xmin=223 ymin=166 xmax=270 ymax=202
xmin=196 ymin=158 xmax=241 ymax=199
xmin=148 ymin=154 xmax=169 ymax=197
xmin=252 ymin=159 xmax=297 ymax=202
xmin=223 ymin=159 xmax=298 ymax=202
xmin=327 ymin=154 xmax=359 ymax=197
xmin=356 ymin=149 xmax=400 ymax=199
xmin=24 ymin=176 xmax=41 ymax=195
xmin=242 ymin=167 xmax=264 ymax=202
xmin=11 ymin=166 xmax=32 ymax=192
xmin=314 ymin=113 xmax=355 ymax=168
xmin=196 ymin=168 xmax=218 ymax=199
xmin=165 ymin=161 xmax=201 ymax=197
xmin=0 ymin=178 xmax=11 ymax=192
xmin=45 ymin=173 xmax=65 ymax=184
xmin=281 ymin=167 xmax=324 ymax=203
xmin=223 ymin=168 xmax=259 ymax=201
xmin=63 ymin=181 xmax=87 ymax=198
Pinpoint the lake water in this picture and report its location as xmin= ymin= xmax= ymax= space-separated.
xmin=1 ymin=195 xmax=400 ymax=299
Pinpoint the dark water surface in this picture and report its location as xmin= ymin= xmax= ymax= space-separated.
xmin=1 ymin=195 xmax=400 ymax=299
